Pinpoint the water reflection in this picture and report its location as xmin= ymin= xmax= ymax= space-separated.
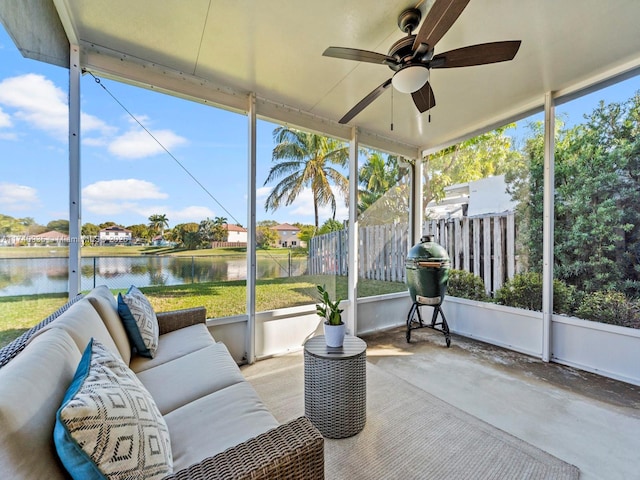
xmin=0 ymin=255 xmax=308 ymax=296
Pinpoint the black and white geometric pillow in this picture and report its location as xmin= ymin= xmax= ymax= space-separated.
xmin=118 ymin=286 xmax=159 ymax=358
xmin=55 ymin=339 xmax=172 ymax=480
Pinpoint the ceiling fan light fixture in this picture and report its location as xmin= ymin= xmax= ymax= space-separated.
xmin=391 ymin=65 xmax=429 ymax=93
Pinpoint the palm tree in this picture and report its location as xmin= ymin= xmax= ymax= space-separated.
xmin=264 ymin=127 xmax=349 ymax=227
xmin=148 ymin=213 xmax=169 ymax=238
xmin=358 ymin=153 xmax=401 ymax=213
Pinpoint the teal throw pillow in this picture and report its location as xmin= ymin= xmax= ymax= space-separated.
xmin=117 ymin=285 xmax=159 ymax=358
xmin=54 ymin=338 xmax=172 ymax=480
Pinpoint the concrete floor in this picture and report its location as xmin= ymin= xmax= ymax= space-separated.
xmin=244 ymin=326 xmax=640 ymax=479
xmin=361 ymin=326 xmax=640 ymax=480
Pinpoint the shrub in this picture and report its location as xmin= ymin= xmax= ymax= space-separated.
xmin=494 ymin=272 xmax=576 ymax=314
xmin=446 ymin=270 xmax=488 ymax=301
xmin=575 ymin=291 xmax=640 ymax=328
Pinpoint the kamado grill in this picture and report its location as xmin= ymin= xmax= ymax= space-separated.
xmin=405 ymin=235 xmax=451 ymax=347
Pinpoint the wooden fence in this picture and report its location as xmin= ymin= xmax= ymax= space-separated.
xmin=308 ymin=213 xmax=517 ymax=295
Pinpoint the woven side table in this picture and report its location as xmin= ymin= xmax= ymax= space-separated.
xmin=303 ymin=335 xmax=367 ymax=439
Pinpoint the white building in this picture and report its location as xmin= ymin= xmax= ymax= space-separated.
xmin=98 ymin=226 xmax=132 ymax=245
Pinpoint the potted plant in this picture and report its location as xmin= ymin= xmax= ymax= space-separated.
xmin=316 ymin=284 xmax=345 ymax=347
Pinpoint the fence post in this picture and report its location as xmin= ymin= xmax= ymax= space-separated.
xmin=93 ymin=257 xmax=96 ymax=289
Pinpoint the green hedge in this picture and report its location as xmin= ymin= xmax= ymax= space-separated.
xmin=575 ymin=291 xmax=640 ymax=328
xmin=494 ymin=272 xmax=577 ymax=314
xmin=446 ymin=270 xmax=488 ymax=301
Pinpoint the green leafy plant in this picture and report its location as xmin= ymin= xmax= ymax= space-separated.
xmin=315 ymin=284 xmax=343 ymax=325
xmin=494 ymin=272 xmax=577 ymax=314
xmin=575 ymin=291 xmax=640 ymax=328
xmin=446 ymin=270 xmax=488 ymax=301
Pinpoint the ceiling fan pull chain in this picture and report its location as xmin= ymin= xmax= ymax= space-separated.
xmin=391 ymin=87 xmax=394 ymax=131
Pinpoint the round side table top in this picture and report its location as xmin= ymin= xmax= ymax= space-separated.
xmin=304 ymin=335 xmax=367 ymax=360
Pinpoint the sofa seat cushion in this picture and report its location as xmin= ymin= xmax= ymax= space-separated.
xmin=135 ymin=342 xmax=245 ymax=415
xmin=0 ymin=328 xmax=81 ymax=480
xmin=164 ymin=382 xmax=279 ymax=473
xmin=55 ymin=339 xmax=172 ymax=480
xmin=129 ymin=323 xmax=214 ymax=374
xmin=85 ymin=285 xmax=132 ymax=365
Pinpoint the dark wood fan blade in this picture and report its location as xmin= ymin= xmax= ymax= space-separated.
xmin=431 ymin=41 xmax=522 ymax=68
xmin=412 ymin=0 xmax=471 ymax=51
xmin=323 ymin=47 xmax=397 ymax=66
xmin=339 ymin=79 xmax=392 ymax=124
xmin=412 ymin=82 xmax=436 ymax=113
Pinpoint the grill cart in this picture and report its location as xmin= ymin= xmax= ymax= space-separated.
xmin=405 ymin=235 xmax=451 ymax=347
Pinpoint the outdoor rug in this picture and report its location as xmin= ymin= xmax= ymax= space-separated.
xmin=246 ymin=360 xmax=580 ymax=480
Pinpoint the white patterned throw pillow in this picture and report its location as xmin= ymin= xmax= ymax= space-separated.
xmin=117 ymin=285 xmax=159 ymax=358
xmin=54 ymin=339 xmax=172 ymax=480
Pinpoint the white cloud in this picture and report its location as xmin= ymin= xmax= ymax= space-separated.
xmin=0 ymin=182 xmax=40 ymax=210
xmin=256 ymin=186 xmax=271 ymax=199
xmin=0 ymin=107 xmax=11 ymax=128
xmin=81 ymin=179 xmax=213 ymax=224
xmin=272 ymin=186 xmax=348 ymax=224
xmin=0 ymin=74 xmax=112 ymax=138
xmin=108 ymin=128 xmax=187 ymax=159
xmin=134 ymin=205 xmax=216 ymax=224
xmin=0 ymin=131 xmax=18 ymax=140
xmin=83 ymin=179 xmax=168 ymax=201
xmin=167 ymin=206 xmax=216 ymax=223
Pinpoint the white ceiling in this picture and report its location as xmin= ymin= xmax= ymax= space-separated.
xmin=2 ymin=0 xmax=640 ymax=156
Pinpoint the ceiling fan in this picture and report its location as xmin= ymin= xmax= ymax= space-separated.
xmin=323 ymin=0 xmax=521 ymax=124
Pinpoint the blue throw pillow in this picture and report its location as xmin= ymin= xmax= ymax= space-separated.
xmin=54 ymin=338 xmax=172 ymax=480
xmin=117 ymin=286 xmax=159 ymax=358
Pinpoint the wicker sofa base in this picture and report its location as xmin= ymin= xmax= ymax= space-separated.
xmin=0 ymin=291 xmax=324 ymax=480
xmin=167 ymin=416 xmax=324 ymax=480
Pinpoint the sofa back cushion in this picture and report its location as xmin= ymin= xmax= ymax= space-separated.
xmin=85 ymin=285 xmax=132 ymax=364
xmin=34 ymin=298 xmax=124 ymax=362
xmin=0 ymin=328 xmax=81 ymax=479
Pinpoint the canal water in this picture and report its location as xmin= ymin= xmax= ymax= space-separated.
xmin=0 ymin=255 xmax=308 ymax=296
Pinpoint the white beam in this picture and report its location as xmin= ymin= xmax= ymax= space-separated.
xmin=412 ymin=154 xmax=424 ymax=246
xmin=246 ymin=93 xmax=257 ymax=364
xmin=68 ymin=44 xmax=81 ymax=297
xmin=542 ymin=92 xmax=555 ymax=362
xmin=347 ymin=127 xmax=359 ymax=336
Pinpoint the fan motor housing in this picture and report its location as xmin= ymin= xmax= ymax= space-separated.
xmin=397 ymin=8 xmax=421 ymax=33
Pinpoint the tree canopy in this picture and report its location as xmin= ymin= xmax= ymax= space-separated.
xmin=508 ymin=92 xmax=640 ymax=297
xmin=264 ymin=127 xmax=349 ymax=227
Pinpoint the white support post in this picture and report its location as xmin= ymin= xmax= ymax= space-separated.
xmin=542 ymin=92 xmax=555 ymax=362
xmin=412 ymin=153 xmax=424 ymax=246
xmin=68 ymin=44 xmax=81 ymax=298
xmin=347 ymin=127 xmax=359 ymax=336
xmin=246 ymin=93 xmax=257 ymax=364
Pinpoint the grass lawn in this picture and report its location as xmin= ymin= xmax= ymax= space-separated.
xmin=0 ymin=276 xmax=406 ymax=348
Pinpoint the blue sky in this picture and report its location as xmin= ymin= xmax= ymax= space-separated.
xmin=0 ymin=25 xmax=348 ymax=230
xmin=0 ymin=24 xmax=637 ymax=230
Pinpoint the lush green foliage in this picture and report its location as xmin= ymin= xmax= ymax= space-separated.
xmin=508 ymin=93 xmax=640 ymax=298
xmin=495 ymin=272 xmax=577 ymax=314
xmin=575 ymin=291 xmax=640 ymax=328
xmin=426 ymin=125 xmax=522 ymax=209
xmin=318 ymin=219 xmax=343 ymax=234
xmin=357 ymin=151 xmax=412 ymax=226
xmin=446 ymin=270 xmax=488 ymax=301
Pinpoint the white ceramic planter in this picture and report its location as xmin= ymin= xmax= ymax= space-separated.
xmin=324 ymin=322 xmax=346 ymax=347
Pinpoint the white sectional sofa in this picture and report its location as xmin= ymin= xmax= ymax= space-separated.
xmin=0 ymin=285 xmax=324 ymax=479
